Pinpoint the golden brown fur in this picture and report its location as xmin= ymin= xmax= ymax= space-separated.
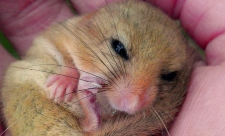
xmin=1 ymin=0 xmax=199 ymax=135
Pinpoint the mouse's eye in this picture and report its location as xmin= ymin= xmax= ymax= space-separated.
xmin=111 ymin=39 xmax=129 ymax=60
xmin=161 ymin=71 xmax=178 ymax=82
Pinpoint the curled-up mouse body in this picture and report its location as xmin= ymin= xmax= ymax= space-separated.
xmin=1 ymin=0 xmax=200 ymax=135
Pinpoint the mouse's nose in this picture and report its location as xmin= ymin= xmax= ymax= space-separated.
xmin=115 ymin=94 xmax=140 ymax=114
xmin=110 ymin=86 xmax=157 ymax=114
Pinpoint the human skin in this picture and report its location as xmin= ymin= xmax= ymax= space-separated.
xmin=0 ymin=0 xmax=225 ymax=136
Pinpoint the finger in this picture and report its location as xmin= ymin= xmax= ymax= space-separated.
xmin=205 ymin=34 xmax=225 ymax=65
xmin=170 ymin=65 xmax=225 ymax=135
xmin=180 ymin=0 xmax=225 ymax=65
xmin=179 ymin=0 xmax=225 ymax=49
xmin=144 ymin=0 xmax=180 ymax=17
xmin=145 ymin=0 xmax=225 ymax=48
xmin=145 ymin=0 xmax=225 ymax=66
xmin=0 ymin=0 xmax=74 ymax=56
xmin=70 ymin=0 xmax=122 ymax=14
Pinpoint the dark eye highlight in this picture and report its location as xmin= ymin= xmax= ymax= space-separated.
xmin=111 ymin=39 xmax=129 ymax=60
xmin=161 ymin=71 xmax=178 ymax=82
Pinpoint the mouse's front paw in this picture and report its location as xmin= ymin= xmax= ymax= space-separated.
xmin=46 ymin=68 xmax=79 ymax=103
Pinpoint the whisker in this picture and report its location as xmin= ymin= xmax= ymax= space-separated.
xmin=66 ymin=51 xmax=117 ymax=85
xmin=10 ymin=66 xmax=93 ymax=83
xmin=54 ymin=87 xmax=98 ymax=100
xmin=103 ymin=0 xmax=128 ymax=79
xmin=151 ymin=107 xmax=171 ymax=136
xmin=54 ymin=84 xmax=112 ymax=101
xmin=71 ymin=88 xmax=108 ymax=104
xmin=92 ymin=17 xmax=121 ymax=80
xmin=0 ymin=122 xmax=16 ymax=136
xmin=31 ymin=63 xmax=109 ymax=83
xmin=60 ymin=23 xmax=119 ymax=81
xmin=55 ymin=6 xmax=121 ymax=87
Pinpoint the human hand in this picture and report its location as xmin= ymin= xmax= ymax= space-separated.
xmin=0 ymin=0 xmax=225 ymax=135
xmin=155 ymin=0 xmax=225 ymax=135
xmin=148 ymin=0 xmax=225 ymax=135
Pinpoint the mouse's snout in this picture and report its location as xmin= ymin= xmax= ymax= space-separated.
xmin=107 ymin=80 xmax=157 ymax=114
xmin=114 ymin=92 xmax=142 ymax=114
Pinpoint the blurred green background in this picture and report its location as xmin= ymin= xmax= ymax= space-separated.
xmin=0 ymin=31 xmax=20 ymax=59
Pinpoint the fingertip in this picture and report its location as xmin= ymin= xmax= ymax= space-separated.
xmin=70 ymin=0 xmax=123 ymax=14
xmin=205 ymin=33 xmax=225 ymax=66
xmin=145 ymin=0 xmax=178 ymax=17
xmin=153 ymin=0 xmax=225 ymax=66
xmin=179 ymin=0 xmax=225 ymax=48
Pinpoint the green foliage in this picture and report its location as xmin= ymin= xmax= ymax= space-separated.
xmin=0 ymin=31 xmax=20 ymax=59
